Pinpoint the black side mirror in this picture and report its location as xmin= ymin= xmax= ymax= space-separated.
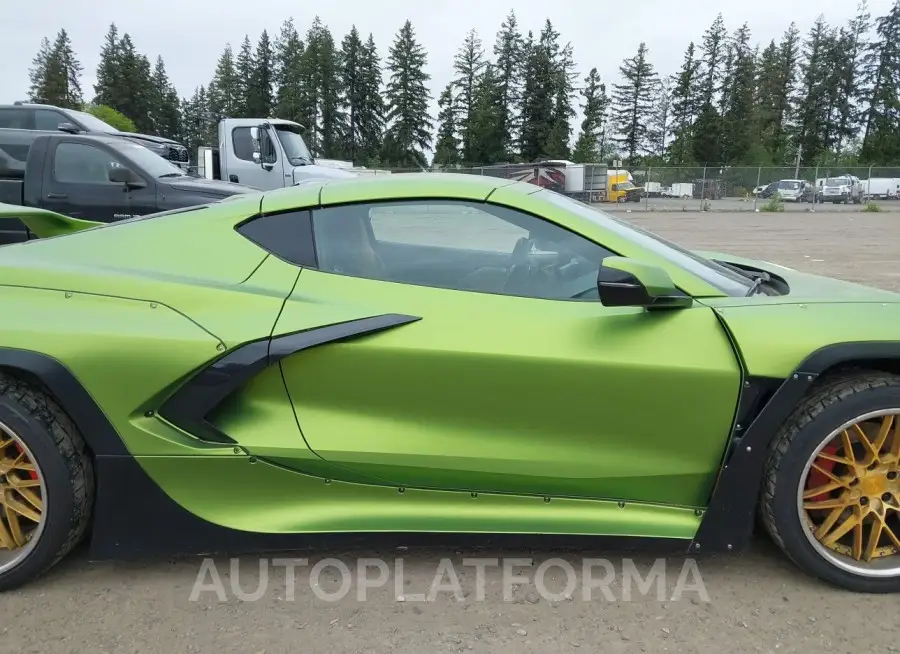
xmin=57 ymin=122 xmax=83 ymax=134
xmin=597 ymin=256 xmax=692 ymax=310
xmin=257 ymin=125 xmax=277 ymax=166
xmin=108 ymin=165 xmax=146 ymax=189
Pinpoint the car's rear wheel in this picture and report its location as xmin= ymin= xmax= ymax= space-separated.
xmin=0 ymin=374 xmax=93 ymax=591
xmin=762 ymin=371 xmax=900 ymax=593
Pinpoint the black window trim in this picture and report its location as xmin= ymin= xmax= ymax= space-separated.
xmin=232 ymin=195 xmax=699 ymax=303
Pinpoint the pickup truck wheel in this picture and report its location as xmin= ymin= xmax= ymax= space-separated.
xmin=762 ymin=372 xmax=900 ymax=593
xmin=0 ymin=374 xmax=93 ymax=592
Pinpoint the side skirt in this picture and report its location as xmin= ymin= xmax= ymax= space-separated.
xmin=89 ymin=455 xmax=689 ymax=561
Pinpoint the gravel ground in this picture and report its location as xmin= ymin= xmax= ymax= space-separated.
xmin=3 ymin=210 xmax=900 ymax=654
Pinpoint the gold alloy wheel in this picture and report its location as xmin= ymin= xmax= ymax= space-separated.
xmin=799 ymin=409 xmax=900 ymax=576
xmin=0 ymin=422 xmax=46 ymax=574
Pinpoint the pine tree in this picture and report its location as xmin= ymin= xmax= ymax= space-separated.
xmin=382 ymin=20 xmax=433 ymax=168
xmin=698 ymin=14 xmax=728 ymax=108
xmin=860 ymin=0 xmax=900 ymax=162
xmin=113 ymin=34 xmax=154 ymax=132
xmin=452 ymin=29 xmax=487 ymax=163
xmin=720 ymin=23 xmax=756 ymax=163
xmin=209 ymin=44 xmax=242 ymax=120
xmin=149 ymin=56 xmax=181 ymax=137
xmin=792 ymin=16 xmax=834 ymax=163
xmin=467 ymin=64 xmax=506 ymax=165
xmin=647 ymin=77 xmax=673 ymax=159
xmin=341 ymin=27 xmax=384 ymax=164
xmin=572 ymin=68 xmax=609 ymax=163
xmin=309 ymin=21 xmax=344 ymax=158
xmin=235 ymin=36 xmax=255 ymax=117
xmin=492 ymin=10 xmax=524 ymax=160
xmin=358 ymin=34 xmax=385 ymax=165
xmin=545 ymin=30 xmax=578 ymax=159
xmin=518 ymin=31 xmax=554 ymax=161
xmin=246 ymin=30 xmax=275 ymax=117
xmin=274 ymin=19 xmax=305 ymax=123
xmin=180 ymin=86 xmax=213 ymax=161
xmin=433 ymin=83 xmax=461 ymax=167
xmin=612 ymin=42 xmax=658 ymax=163
xmin=27 ymin=37 xmax=52 ymax=103
xmin=832 ymin=1 xmax=872 ymax=154
xmin=40 ymin=30 xmax=83 ymax=109
xmin=93 ymin=24 xmax=121 ymax=108
xmin=692 ymin=14 xmax=728 ymax=163
xmin=667 ymin=42 xmax=701 ymax=163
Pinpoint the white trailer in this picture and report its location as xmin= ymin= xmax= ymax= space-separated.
xmin=864 ymin=178 xmax=900 ymax=199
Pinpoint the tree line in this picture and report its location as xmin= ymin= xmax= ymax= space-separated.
xmin=23 ymin=2 xmax=900 ymax=169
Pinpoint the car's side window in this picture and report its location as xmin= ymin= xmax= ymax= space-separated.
xmin=310 ymin=200 xmax=614 ymax=301
xmin=232 ymin=127 xmax=256 ymax=161
xmin=0 ymin=108 xmax=32 ymax=129
xmin=53 ymin=142 xmax=123 ymax=184
xmin=34 ymin=110 xmax=70 ymax=131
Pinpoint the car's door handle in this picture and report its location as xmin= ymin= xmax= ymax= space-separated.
xmin=46 ymin=193 xmax=68 ymax=199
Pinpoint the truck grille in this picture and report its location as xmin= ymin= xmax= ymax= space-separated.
xmin=166 ymin=145 xmax=189 ymax=163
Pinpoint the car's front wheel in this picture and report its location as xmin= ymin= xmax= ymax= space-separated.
xmin=0 ymin=374 xmax=94 ymax=591
xmin=762 ymin=371 xmax=900 ymax=593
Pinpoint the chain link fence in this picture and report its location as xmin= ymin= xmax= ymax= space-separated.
xmin=364 ymin=164 xmax=900 ymax=211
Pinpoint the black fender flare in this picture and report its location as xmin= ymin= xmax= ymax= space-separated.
xmin=0 ymin=347 xmax=129 ymax=456
xmin=691 ymin=340 xmax=900 ymax=552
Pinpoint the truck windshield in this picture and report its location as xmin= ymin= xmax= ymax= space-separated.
xmin=539 ymin=189 xmax=754 ymax=296
xmin=275 ymin=125 xmax=313 ymax=165
xmin=825 ymin=178 xmax=848 ymax=185
xmin=111 ymin=141 xmax=187 ymax=178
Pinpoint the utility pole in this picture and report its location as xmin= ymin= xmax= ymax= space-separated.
xmin=794 ymin=144 xmax=802 ymax=178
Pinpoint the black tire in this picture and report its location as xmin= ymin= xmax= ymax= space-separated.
xmin=761 ymin=371 xmax=900 ymax=593
xmin=0 ymin=373 xmax=94 ymax=591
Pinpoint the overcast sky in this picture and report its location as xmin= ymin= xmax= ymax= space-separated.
xmin=3 ymin=0 xmax=893 ymax=127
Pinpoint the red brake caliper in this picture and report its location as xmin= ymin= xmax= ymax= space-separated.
xmin=806 ymin=444 xmax=839 ymax=501
xmin=11 ymin=442 xmax=38 ymax=480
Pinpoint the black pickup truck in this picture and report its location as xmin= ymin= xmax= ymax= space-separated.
xmin=0 ymin=130 xmax=256 ymax=244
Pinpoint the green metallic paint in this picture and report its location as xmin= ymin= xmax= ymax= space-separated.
xmin=135 ymin=455 xmax=701 ymax=539
xmin=1 ymin=175 xmax=899 ymax=548
xmin=272 ymin=268 xmax=741 ymax=508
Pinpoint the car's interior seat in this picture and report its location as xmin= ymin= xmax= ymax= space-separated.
xmin=317 ymin=211 xmax=386 ymax=280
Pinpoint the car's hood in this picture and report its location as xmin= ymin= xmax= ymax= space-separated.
xmin=696 ymin=249 xmax=900 ymax=303
xmin=113 ymin=132 xmax=182 ymax=147
xmin=161 ymin=176 xmax=257 ymax=196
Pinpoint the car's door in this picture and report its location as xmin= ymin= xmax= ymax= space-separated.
xmin=265 ymin=198 xmax=742 ymax=507
xmin=43 ymin=140 xmax=133 ymax=222
xmin=226 ymin=125 xmax=284 ymax=189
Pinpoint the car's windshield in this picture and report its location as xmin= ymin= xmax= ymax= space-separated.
xmin=110 ymin=141 xmax=186 ymax=178
xmin=275 ymin=125 xmax=313 ymax=165
xmin=778 ymin=180 xmax=801 ymax=189
xmin=69 ymin=109 xmax=120 ymax=133
xmin=826 ymin=177 xmax=848 ymax=185
xmin=616 ymin=181 xmax=636 ymax=190
xmin=540 ymin=190 xmax=754 ymax=296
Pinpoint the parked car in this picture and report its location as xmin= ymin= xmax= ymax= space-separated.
xmin=0 ymin=129 xmax=254 ymax=243
xmin=1 ymin=173 xmax=900 ymax=594
xmin=0 ymin=102 xmax=190 ymax=170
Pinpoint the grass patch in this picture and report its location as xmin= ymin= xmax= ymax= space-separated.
xmin=760 ymin=193 xmax=785 ymax=212
xmin=862 ymin=201 xmax=882 ymax=212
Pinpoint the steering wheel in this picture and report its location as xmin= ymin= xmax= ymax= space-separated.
xmin=501 ymin=237 xmax=537 ymax=294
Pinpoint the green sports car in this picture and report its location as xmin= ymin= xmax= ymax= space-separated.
xmin=0 ymin=173 xmax=898 ymax=594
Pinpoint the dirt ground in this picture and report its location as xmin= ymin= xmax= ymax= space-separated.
xmin=4 ymin=211 xmax=900 ymax=654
